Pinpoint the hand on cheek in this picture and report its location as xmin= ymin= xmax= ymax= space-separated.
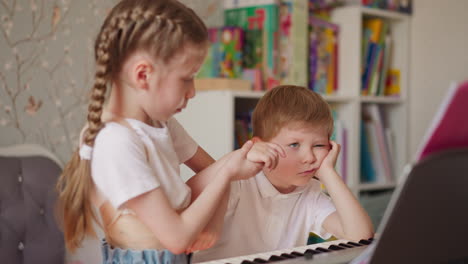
xmin=317 ymin=141 xmax=341 ymax=178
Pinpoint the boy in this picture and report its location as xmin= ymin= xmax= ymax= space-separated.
xmin=193 ymin=85 xmax=374 ymax=262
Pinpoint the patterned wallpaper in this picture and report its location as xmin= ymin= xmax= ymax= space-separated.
xmin=0 ymin=0 xmax=223 ymax=164
xmin=0 ymin=1 xmax=222 ymax=263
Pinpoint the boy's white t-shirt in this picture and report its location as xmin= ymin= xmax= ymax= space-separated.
xmin=91 ymin=117 xmax=198 ymax=210
xmin=193 ymin=172 xmax=336 ymax=262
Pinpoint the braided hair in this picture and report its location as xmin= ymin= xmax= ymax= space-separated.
xmin=56 ymin=0 xmax=208 ymax=252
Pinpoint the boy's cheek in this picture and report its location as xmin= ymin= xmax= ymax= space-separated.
xmin=275 ymin=157 xmax=297 ymax=172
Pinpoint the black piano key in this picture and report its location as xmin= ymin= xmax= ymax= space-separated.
xmin=328 ymin=245 xmax=346 ymax=250
xmin=269 ymin=255 xmax=286 ymax=262
xmin=280 ymin=253 xmax=296 ymax=259
xmin=347 ymin=241 xmax=363 ymax=247
xmin=290 ymin=251 xmax=304 ymax=257
xmin=315 ymin=247 xmax=331 ymax=253
xmin=304 ymin=250 xmax=316 ymax=260
xmin=358 ymin=239 xmax=372 ymax=245
xmin=338 ymin=243 xmax=353 ymax=248
xmin=304 ymin=249 xmax=320 ymax=255
xmin=252 ymin=258 xmax=268 ymax=263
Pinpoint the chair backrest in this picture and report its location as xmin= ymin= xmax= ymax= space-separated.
xmin=0 ymin=144 xmax=65 ymax=264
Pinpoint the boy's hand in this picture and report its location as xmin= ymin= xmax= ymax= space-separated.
xmin=316 ymin=140 xmax=341 ymax=179
xmin=246 ymin=139 xmax=285 ymax=170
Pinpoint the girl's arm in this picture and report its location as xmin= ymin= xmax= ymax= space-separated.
xmin=318 ymin=141 xmax=374 ymax=241
xmin=183 ymin=142 xmax=285 ymax=252
xmin=185 ymin=146 xmax=216 ymax=199
xmin=125 ymin=141 xmax=276 ymax=254
xmin=184 ymin=146 xmax=227 ymax=253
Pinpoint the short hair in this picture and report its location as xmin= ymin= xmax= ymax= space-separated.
xmin=252 ymin=85 xmax=334 ymax=141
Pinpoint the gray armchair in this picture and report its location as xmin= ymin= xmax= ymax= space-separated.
xmin=0 ymin=144 xmax=65 ymax=264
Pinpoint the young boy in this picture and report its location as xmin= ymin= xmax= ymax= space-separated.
xmin=193 ymin=85 xmax=374 ymax=262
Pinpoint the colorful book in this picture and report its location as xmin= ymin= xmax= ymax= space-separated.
xmin=360 ymin=119 xmax=376 ymax=182
xmin=361 ymin=18 xmax=391 ymax=96
xmin=197 ymin=27 xmax=244 ymax=79
xmin=384 ymin=68 xmax=400 ymax=96
xmin=377 ymin=34 xmax=392 ymax=96
xmin=278 ymin=0 xmax=308 ymax=87
xmin=309 ymin=16 xmax=339 ymax=94
xmin=362 ymin=110 xmax=387 ymax=183
xmin=365 ymin=104 xmax=393 ymax=182
xmin=224 ymin=0 xmax=280 ymax=90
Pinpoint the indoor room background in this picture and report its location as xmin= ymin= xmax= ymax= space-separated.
xmin=1 ymin=0 xmax=467 ymax=263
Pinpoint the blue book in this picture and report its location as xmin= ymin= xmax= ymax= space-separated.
xmin=360 ymin=120 xmax=376 ymax=182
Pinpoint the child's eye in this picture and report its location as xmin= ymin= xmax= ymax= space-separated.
xmin=288 ymin=143 xmax=299 ymax=148
xmin=314 ymin=144 xmax=327 ymax=148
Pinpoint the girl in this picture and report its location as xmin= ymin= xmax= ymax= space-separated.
xmin=56 ymin=0 xmax=283 ymax=263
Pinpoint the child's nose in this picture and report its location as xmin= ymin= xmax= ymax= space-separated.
xmin=187 ymin=83 xmax=196 ymax=99
xmin=302 ymin=149 xmax=317 ymax=164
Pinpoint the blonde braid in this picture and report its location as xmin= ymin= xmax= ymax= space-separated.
xmin=83 ymin=29 xmax=114 ymax=146
xmin=56 ymin=14 xmax=125 ymax=252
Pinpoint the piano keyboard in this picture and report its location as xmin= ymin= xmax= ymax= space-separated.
xmin=197 ymin=238 xmax=374 ymax=264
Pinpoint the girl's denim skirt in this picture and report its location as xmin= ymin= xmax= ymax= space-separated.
xmin=102 ymin=239 xmax=192 ymax=264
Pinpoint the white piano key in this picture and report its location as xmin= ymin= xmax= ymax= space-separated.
xmin=197 ymin=239 xmax=353 ymax=264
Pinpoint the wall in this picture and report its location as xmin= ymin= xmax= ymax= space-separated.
xmin=0 ymin=0 xmax=222 ymax=165
xmin=409 ymin=0 xmax=468 ymax=160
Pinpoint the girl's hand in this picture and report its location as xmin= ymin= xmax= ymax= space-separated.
xmin=222 ymin=141 xmax=263 ymax=181
xmin=316 ymin=140 xmax=341 ymax=179
xmin=246 ymin=139 xmax=285 ymax=170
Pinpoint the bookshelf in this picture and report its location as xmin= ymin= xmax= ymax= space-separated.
xmin=177 ymin=5 xmax=411 ymax=199
xmin=331 ymin=5 xmax=410 ymax=197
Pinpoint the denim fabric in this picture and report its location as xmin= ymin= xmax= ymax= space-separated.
xmin=102 ymin=239 xmax=191 ymax=264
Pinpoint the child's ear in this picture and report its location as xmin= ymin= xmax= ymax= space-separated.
xmin=251 ymin=136 xmax=263 ymax=143
xmin=133 ymin=60 xmax=154 ymax=91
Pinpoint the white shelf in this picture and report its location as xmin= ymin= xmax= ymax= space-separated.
xmin=360 ymin=6 xmax=410 ymax=21
xmin=360 ymin=96 xmax=405 ymax=104
xmin=332 ymin=6 xmax=410 ymax=195
xmin=322 ymin=94 xmax=354 ymax=103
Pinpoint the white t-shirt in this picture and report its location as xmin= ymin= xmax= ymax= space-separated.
xmin=91 ymin=117 xmax=198 ymax=210
xmin=193 ymin=172 xmax=336 ymax=262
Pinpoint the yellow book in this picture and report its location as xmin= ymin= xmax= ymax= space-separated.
xmin=364 ymin=18 xmax=383 ymax=43
xmin=385 ymin=69 xmax=401 ymax=96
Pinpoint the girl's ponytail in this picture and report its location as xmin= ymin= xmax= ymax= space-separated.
xmin=56 ymin=151 xmax=95 ymax=252
xmin=56 ymin=20 xmax=115 ymax=253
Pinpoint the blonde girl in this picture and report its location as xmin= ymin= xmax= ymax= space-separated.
xmin=56 ymin=0 xmax=283 ymax=263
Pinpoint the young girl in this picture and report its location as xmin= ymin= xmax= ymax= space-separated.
xmin=56 ymin=0 xmax=283 ymax=263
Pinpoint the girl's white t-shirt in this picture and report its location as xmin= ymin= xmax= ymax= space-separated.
xmin=91 ymin=117 xmax=198 ymax=210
